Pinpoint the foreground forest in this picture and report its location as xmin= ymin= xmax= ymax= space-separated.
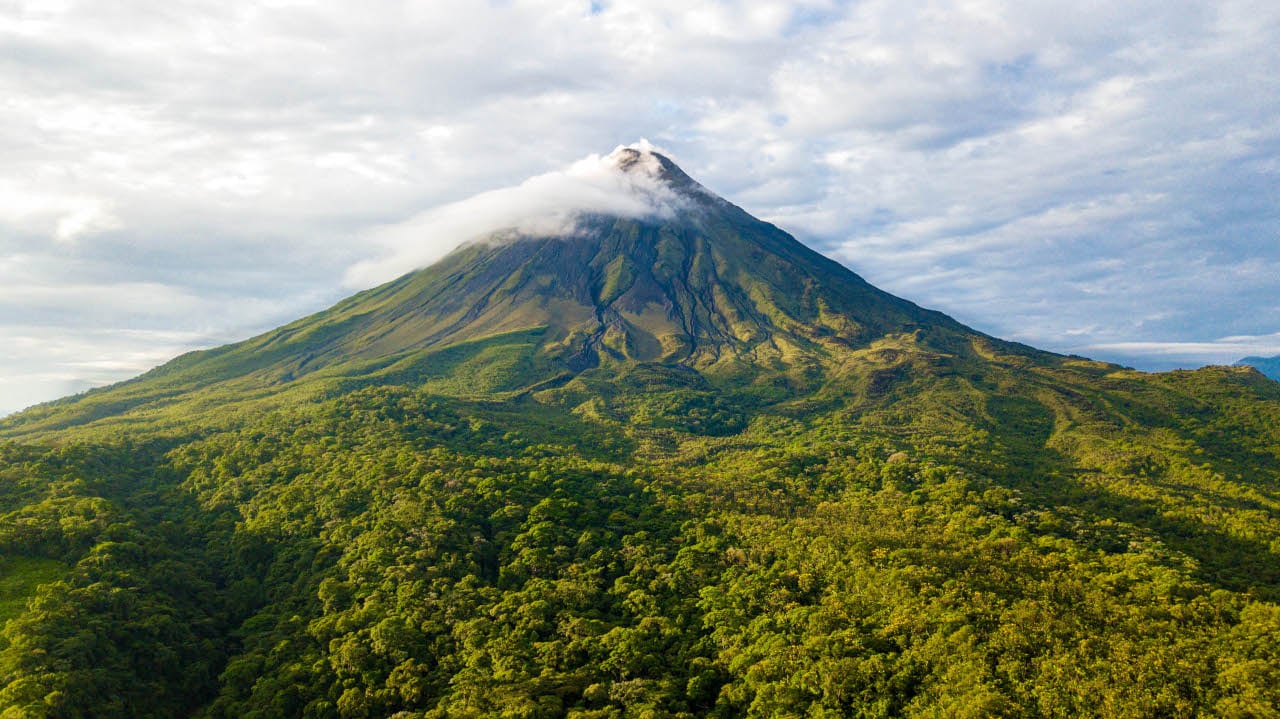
xmin=3 ymin=358 xmax=1280 ymax=718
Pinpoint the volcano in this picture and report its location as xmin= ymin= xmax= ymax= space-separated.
xmin=2 ymin=144 xmax=1018 ymax=437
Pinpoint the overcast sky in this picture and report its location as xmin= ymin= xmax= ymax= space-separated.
xmin=3 ymin=0 xmax=1279 ymax=415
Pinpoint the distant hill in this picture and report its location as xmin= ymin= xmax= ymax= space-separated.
xmin=1237 ymin=354 xmax=1280 ymax=381
xmin=3 ymin=145 xmax=1280 ymax=717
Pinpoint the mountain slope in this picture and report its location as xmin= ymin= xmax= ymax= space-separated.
xmin=0 ymin=146 xmax=988 ymax=439
xmin=3 ymin=145 xmax=1280 ymax=718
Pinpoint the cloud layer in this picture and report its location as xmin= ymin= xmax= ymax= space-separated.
xmin=345 ymin=143 xmax=690 ymax=286
xmin=2 ymin=0 xmax=1278 ymax=414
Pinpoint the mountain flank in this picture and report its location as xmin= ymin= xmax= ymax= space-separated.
xmin=2 ymin=146 xmax=1009 ymax=439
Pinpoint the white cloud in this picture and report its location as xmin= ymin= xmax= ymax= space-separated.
xmin=344 ymin=143 xmax=692 ymax=286
xmin=0 ymin=182 xmax=120 ymax=242
xmin=1083 ymin=332 xmax=1280 ymax=368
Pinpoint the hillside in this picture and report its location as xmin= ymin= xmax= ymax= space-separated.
xmin=3 ymin=146 xmax=1280 ymax=718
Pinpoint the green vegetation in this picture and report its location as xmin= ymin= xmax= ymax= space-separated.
xmin=0 ymin=558 xmax=64 ymax=625
xmin=2 ymin=360 xmax=1278 ymax=717
xmin=2 ymin=157 xmax=1280 ymax=716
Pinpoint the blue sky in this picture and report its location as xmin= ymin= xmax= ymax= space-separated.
xmin=2 ymin=0 xmax=1279 ymax=415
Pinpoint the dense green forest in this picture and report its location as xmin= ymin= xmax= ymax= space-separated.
xmin=3 ymin=150 xmax=1280 ymax=716
xmin=4 ymin=363 xmax=1280 ymax=717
